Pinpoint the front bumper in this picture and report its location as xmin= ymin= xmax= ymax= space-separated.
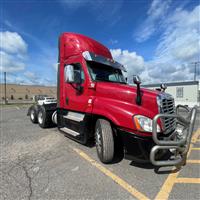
xmin=150 ymin=105 xmax=197 ymax=167
xmin=118 ymin=129 xmax=155 ymax=162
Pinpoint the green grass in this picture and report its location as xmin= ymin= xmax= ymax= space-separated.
xmin=0 ymin=103 xmax=34 ymax=108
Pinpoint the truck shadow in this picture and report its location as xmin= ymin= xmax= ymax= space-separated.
xmin=65 ymin=135 xmax=182 ymax=174
xmin=126 ymin=154 xmax=154 ymax=169
xmin=126 ymin=153 xmax=181 ymax=174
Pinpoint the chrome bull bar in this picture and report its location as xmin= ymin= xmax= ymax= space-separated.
xmin=150 ymin=105 xmax=197 ymax=167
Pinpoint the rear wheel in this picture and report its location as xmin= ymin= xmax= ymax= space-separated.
xmin=30 ymin=107 xmax=38 ymax=123
xmin=38 ymin=107 xmax=52 ymax=128
xmin=95 ymin=119 xmax=114 ymax=163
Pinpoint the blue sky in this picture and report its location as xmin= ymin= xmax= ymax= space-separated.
xmin=0 ymin=0 xmax=199 ymax=85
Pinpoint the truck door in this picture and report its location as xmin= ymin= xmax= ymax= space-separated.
xmin=63 ymin=62 xmax=89 ymax=113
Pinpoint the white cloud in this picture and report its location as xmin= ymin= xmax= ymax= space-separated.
xmin=147 ymin=0 xmax=171 ymax=19
xmin=0 ymin=31 xmax=27 ymax=54
xmin=135 ymin=0 xmax=171 ymax=42
xmin=5 ymin=70 xmax=56 ymax=86
xmin=0 ymin=31 xmax=28 ymax=73
xmin=133 ymin=3 xmax=200 ymax=83
xmin=110 ymin=49 xmax=145 ymax=81
xmin=60 ymin=0 xmax=123 ymax=25
xmin=0 ymin=51 xmax=25 ymax=72
xmin=111 ymin=4 xmax=200 ymax=84
xmin=144 ymin=61 xmax=192 ymax=83
xmin=150 ymin=5 xmax=200 ymax=82
xmin=24 ymin=71 xmax=37 ymax=80
xmin=0 ymin=27 xmax=57 ymax=85
xmin=156 ymin=5 xmax=200 ymax=63
xmin=23 ymin=71 xmax=45 ymax=85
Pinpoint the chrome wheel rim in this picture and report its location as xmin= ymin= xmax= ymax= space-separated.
xmin=38 ymin=111 xmax=43 ymax=124
xmin=30 ymin=110 xmax=34 ymax=120
xmin=95 ymin=128 xmax=102 ymax=152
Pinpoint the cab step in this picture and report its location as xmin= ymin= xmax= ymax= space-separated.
xmin=60 ymin=127 xmax=80 ymax=137
xmin=63 ymin=112 xmax=85 ymax=122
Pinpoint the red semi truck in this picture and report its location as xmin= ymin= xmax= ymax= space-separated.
xmin=28 ymin=33 xmax=197 ymax=167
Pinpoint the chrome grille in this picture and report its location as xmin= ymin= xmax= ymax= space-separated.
xmin=157 ymin=93 xmax=176 ymax=134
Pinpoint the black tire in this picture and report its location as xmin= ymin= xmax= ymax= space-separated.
xmin=95 ymin=119 xmax=114 ymax=163
xmin=37 ymin=106 xmax=52 ymax=128
xmin=30 ymin=107 xmax=38 ymax=123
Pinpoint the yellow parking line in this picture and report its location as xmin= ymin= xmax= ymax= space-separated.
xmin=191 ymin=148 xmax=200 ymax=150
xmin=73 ymin=148 xmax=150 ymax=200
xmin=192 ymin=129 xmax=200 ymax=143
xmin=187 ymin=144 xmax=193 ymax=156
xmin=155 ymin=128 xmax=200 ymax=200
xmin=187 ymin=160 xmax=200 ymax=164
xmin=155 ymin=169 xmax=179 ymax=200
xmin=175 ymin=178 xmax=200 ymax=184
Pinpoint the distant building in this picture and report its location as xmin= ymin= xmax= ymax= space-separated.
xmin=142 ymin=81 xmax=200 ymax=107
xmin=0 ymin=84 xmax=56 ymax=101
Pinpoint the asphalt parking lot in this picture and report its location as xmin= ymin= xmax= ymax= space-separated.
xmin=0 ymin=106 xmax=200 ymax=200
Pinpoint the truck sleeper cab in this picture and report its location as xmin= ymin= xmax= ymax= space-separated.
xmin=28 ymin=33 xmax=197 ymax=167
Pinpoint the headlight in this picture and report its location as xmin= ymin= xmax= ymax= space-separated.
xmin=133 ymin=115 xmax=161 ymax=132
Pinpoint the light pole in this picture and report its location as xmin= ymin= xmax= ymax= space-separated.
xmin=4 ymin=72 xmax=7 ymax=104
xmin=191 ymin=61 xmax=200 ymax=81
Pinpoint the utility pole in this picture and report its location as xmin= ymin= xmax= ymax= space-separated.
xmin=4 ymin=72 xmax=7 ymax=104
xmin=191 ymin=61 xmax=200 ymax=81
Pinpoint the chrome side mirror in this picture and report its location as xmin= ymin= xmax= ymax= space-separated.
xmin=133 ymin=75 xmax=141 ymax=85
xmin=65 ymin=65 xmax=74 ymax=83
xmin=160 ymin=83 xmax=167 ymax=92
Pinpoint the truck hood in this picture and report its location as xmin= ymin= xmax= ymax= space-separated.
xmin=95 ymin=82 xmax=160 ymax=118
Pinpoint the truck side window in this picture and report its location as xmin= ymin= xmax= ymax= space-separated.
xmin=64 ymin=63 xmax=85 ymax=84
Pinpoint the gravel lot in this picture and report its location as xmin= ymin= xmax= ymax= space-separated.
xmin=0 ymin=106 xmax=199 ymax=200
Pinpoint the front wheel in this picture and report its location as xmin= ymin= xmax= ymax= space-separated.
xmin=95 ymin=119 xmax=114 ymax=163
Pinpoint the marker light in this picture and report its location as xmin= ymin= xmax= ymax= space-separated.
xmin=82 ymin=51 xmax=92 ymax=61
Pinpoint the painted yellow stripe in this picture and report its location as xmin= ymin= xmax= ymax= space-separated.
xmin=191 ymin=148 xmax=200 ymax=150
xmin=73 ymin=148 xmax=150 ymax=200
xmin=187 ymin=160 xmax=200 ymax=164
xmin=175 ymin=178 xmax=200 ymax=184
xmin=155 ymin=129 xmax=200 ymax=200
xmin=155 ymin=169 xmax=179 ymax=200
xmin=187 ymin=144 xmax=194 ymax=157
xmin=192 ymin=129 xmax=200 ymax=143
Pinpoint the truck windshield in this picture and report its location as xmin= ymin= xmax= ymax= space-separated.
xmin=87 ymin=61 xmax=126 ymax=84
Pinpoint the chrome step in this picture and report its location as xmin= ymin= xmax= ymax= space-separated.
xmin=63 ymin=111 xmax=85 ymax=122
xmin=60 ymin=127 xmax=80 ymax=137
